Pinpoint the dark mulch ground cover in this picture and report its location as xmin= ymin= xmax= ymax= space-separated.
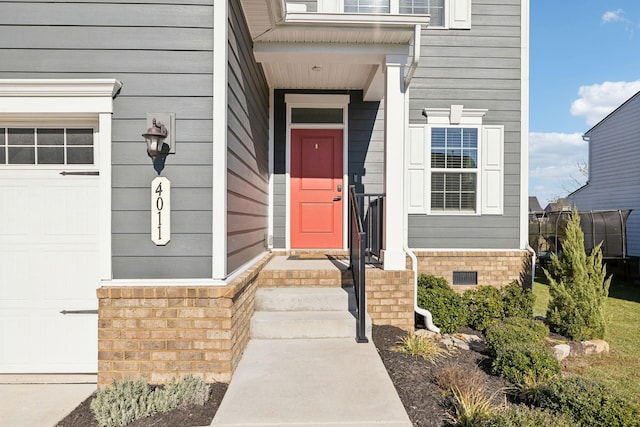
xmin=58 ymin=325 xmax=508 ymax=427
xmin=56 ymin=382 xmax=228 ymax=427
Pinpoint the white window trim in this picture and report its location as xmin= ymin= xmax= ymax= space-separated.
xmin=407 ymin=105 xmax=503 ymax=216
xmin=428 ymin=125 xmax=480 ymax=215
xmin=0 ymin=79 xmax=121 ymax=284
xmin=284 ymin=93 xmax=350 ymax=250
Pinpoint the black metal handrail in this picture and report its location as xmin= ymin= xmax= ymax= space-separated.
xmin=349 ymin=186 xmax=368 ymax=343
xmin=355 ymin=192 xmax=385 ymax=261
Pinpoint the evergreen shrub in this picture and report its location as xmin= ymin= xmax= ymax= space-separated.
xmin=501 ymin=281 xmax=535 ymax=319
xmin=537 ymin=376 xmax=640 ymax=427
xmin=463 ymin=286 xmax=504 ymax=331
xmin=416 ymin=274 xmax=467 ymax=334
xmin=491 ymin=341 xmax=560 ymax=385
xmin=484 ymin=317 xmax=549 ymax=358
xmin=484 ymin=405 xmax=574 ymax=427
xmin=544 ymin=208 xmax=611 ymax=341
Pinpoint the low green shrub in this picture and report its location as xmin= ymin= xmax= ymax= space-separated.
xmin=484 ymin=404 xmax=574 ymax=427
xmin=492 ymin=342 xmax=560 ymax=385
xmin=417 ymin=274 xmax=467 ymax=334
xmin=537 ymin=376 xmax=640 ymax=427
xmin=501 ymin=281 xmax=535 ymax=319
xmin=463 ymin=286 xmax=504 ymax=331
xmin=90 ymin=375 xmax=211 ymax=427
xmin=484 ymin=317 xmax=549 ymax=358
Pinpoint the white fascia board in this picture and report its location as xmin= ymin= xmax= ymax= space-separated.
xmin=283 ymin=12 xmax=429 ymax=28
xmin=254 ymin=42 xmax=409 ymax=64
xmin=0 ymin=79 xmax=122 ymax=98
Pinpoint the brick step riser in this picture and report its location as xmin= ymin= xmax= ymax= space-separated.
xmin=257 ymin=271 xmax=353 ymax=288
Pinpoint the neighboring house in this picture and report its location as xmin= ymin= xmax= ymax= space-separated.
xmin=544 ymin=197 xmax=571 ymax=213
xmin=567 ymin=91 xmax=640 ymax=256
xmin=0 ymin=0 xmax=530 ymax=384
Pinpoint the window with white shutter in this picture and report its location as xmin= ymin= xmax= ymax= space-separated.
xmin=407 ymin=105 xmax=503 ymax=215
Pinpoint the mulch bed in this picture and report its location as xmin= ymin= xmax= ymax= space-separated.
xmin=57 ymin=325 xmax=511 ymax=427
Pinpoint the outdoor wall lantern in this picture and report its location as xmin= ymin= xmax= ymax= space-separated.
xmin=142 ymin=113 xmax=175 ymax=174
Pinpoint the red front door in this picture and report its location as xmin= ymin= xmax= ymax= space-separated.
xmin=290 ymin=129 xmax=343 ymax=248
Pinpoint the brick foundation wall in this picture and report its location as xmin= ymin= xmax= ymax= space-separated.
xmin=414 ymin=250 xmax=532 ymax=292
xmin=96 ymin=253 xmax=271 ymax=386
xmin=366 ymin=269 xmax=414 ymax=332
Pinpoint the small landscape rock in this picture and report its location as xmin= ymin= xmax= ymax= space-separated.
xmin=581 ymin=339 xmax=609 ymax=355
xmin=439 ymin=338 xmax=454 ymax=349
xmin=415 ymin=329 xmax=440 ymax=340
xmin=553 ymin=344 xmax=571 ymax=361
xmin=450 ymin=336 xmax=470 ymax=351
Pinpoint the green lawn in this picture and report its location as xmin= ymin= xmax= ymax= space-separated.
xmin=533 ymin=272 xmax=640 ymax=409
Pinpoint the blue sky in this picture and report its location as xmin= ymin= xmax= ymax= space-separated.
xmin=529 ymin=1 xmax=640 ymax=205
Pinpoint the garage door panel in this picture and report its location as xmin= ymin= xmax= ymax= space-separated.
xmin=0 ymin=249 xmax=36 ymax=300
xmin=41 ymin=249 xmax=98 ymax=300
xmin=0 ymin=186 xmax=29 ymax=235
xmin=43 ymin=185 xmax=98 ymax=236
xmin=0 ymin=173 xmax=98 ymax=373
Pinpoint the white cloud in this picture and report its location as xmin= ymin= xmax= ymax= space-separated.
xmin=529 ymin=132 xmax=587 ymax=204
xmin=570 ymin=80 xmax=640 ymax=126
xmin=602 ymin=9 xmax=624 ymax=23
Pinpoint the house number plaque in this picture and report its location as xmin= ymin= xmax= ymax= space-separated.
xmin=151 ymin=177 xmax=171 ymax=245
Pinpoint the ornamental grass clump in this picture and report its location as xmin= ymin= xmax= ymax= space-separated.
xmin=544 ymin=208 xmax=611 ymax=341
xmin=394 ymin=332 xmax=448 ymax=363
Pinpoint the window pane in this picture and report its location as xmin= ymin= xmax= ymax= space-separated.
xmin=431 ymin=150 xmax=445 ymax=168
xmin=38 ymin=128 xmax=64 ymax=146
xmin=0 ymin=128 xmax=4 ymax=145
xmin=344 ymin=0 xmax=390 ymax=13
xmin=447 ymin=149 xmax=462 ymax=168
xmin=431 ymin=192 xmax=444 ymax=209
xmin=8 ymin=129 xmax=35 ymax=146
xmin=38 ymin=147 xmax=64 ymax=164
xmin=67 ymin=128 xmax=94 ymax=145
xmin=8 ymin=147 xmax=35 ymax=164
xmin=67 ymin=147 xmax=94 ymax=164
xmin=444 ymin=173 xmax=460 ymax=191
xmin=461 ymin=193 xmax=476 ymax=211
xmin=291 ymin=108 xmax=343 ymax=124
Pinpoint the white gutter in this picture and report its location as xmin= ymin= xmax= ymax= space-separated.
xmin=404 ymin=24 xmax=421 ymax=89
xmin=405 ymin=245 xmax=440 ymax=333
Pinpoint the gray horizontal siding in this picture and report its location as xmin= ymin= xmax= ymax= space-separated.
xmin=408 ymin=0 xmax=522 ymax=250
xmin=568 ymin=94 xmax=640 ymax=256
xmin=0 ymin=1 xmax=215 ymax=279
xmin=226 ymin=0 xmax=269 ymax=273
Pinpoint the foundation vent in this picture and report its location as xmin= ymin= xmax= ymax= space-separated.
xmin=453 ymin=271 xmax=477 ymax=285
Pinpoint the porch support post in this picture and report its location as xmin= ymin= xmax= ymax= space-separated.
xmin=382 ymin=55 xmax=407 ymax=270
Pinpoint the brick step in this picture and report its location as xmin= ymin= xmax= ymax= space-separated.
xmin=257 ymin=270 xmax=353 ymax=287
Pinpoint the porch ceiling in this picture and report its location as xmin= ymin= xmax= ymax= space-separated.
xmin=239 ymin=0 xmax=429 ymax=97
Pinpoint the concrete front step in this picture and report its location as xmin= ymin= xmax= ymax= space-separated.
xmin=251 ymin=287 xmax=370 ymax=340
xmin=254 ymin=287 xmax=355 ymax=312
xmin=250 ymin=311 xmax=370 ymax=339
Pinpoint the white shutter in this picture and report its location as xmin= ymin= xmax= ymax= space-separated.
xmin=449 ymin=0 xmax=472 ymax=29
xmin=407 ymin=125 xmax=427 ymax=213
xmin=481 ymin=125 xmax=503 ymax=214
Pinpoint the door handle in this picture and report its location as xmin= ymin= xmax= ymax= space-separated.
xmin=337 ymin=184 xmax=342 ymax=192
xmin=333 ymin=196 xmax=342 ymax=201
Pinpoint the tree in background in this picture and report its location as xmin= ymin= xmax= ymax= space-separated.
xmin=543 ymin=208 xmax=611 ymax=341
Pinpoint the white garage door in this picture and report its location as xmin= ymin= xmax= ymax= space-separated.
xmin=0 ymin=127 xmax=99 ymax=373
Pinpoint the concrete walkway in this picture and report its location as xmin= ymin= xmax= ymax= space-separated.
xmin=211 ymin=338 xmax=412 ymax=427
xmin=0 ymin=375 xmax=96 ymax=427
